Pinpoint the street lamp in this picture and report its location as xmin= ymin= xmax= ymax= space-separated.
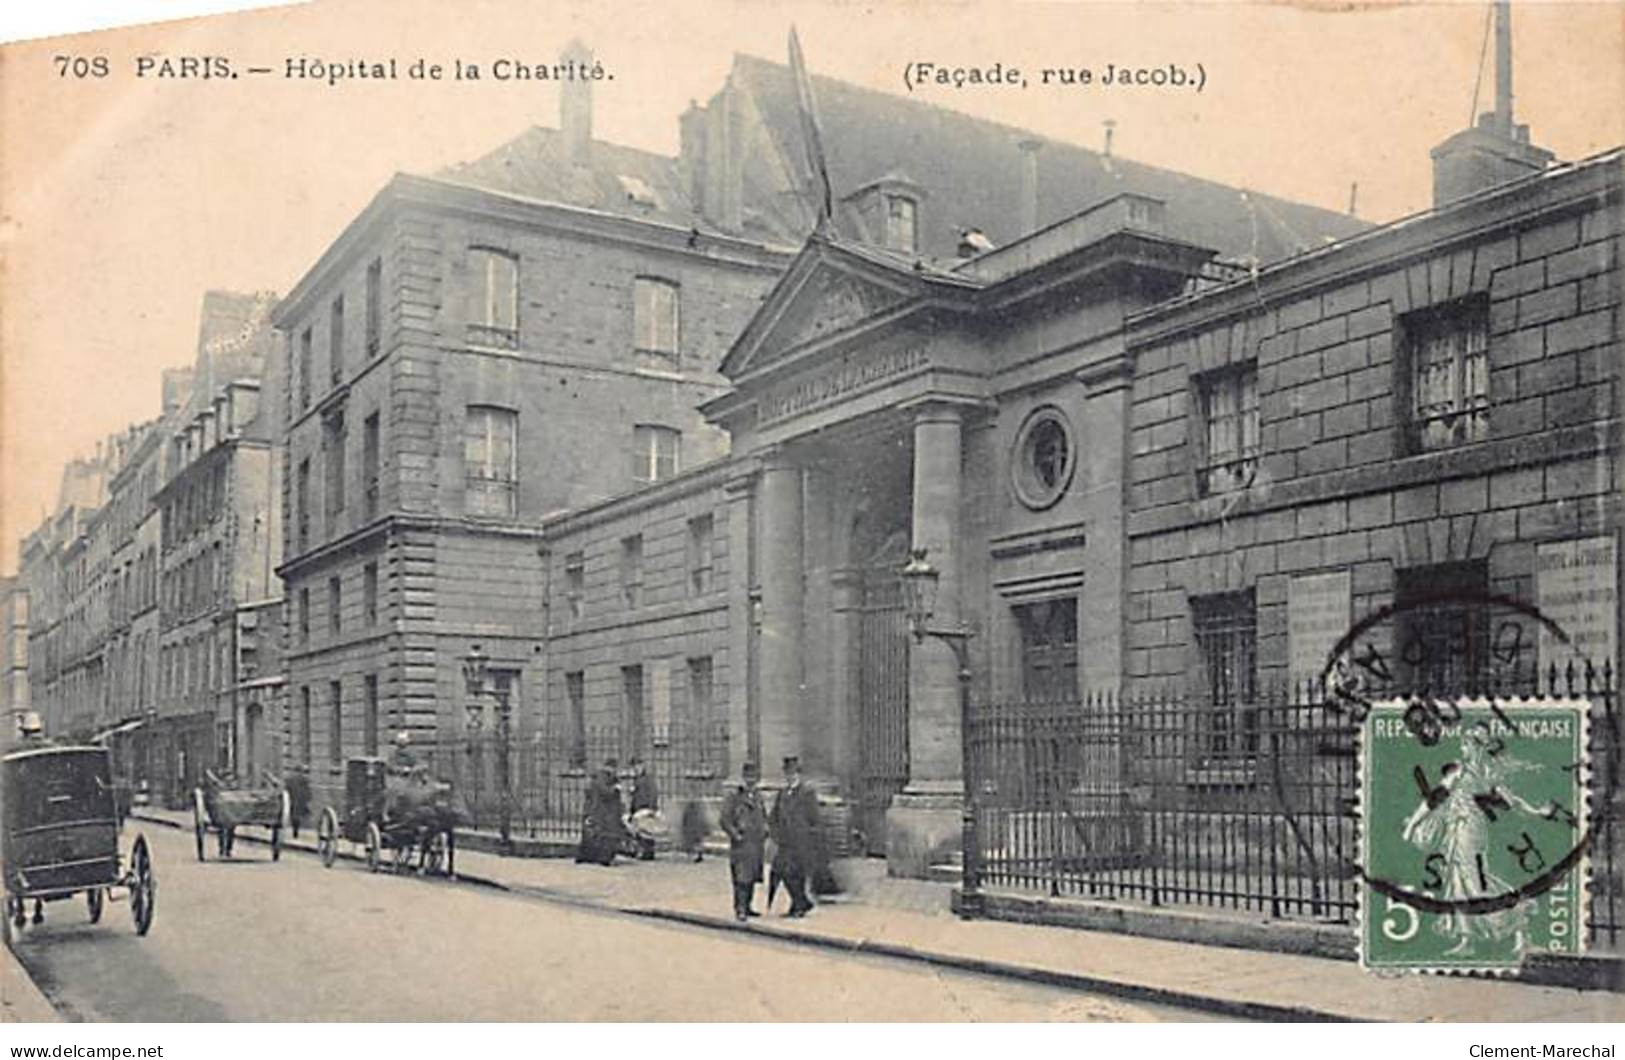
xmin=462 ymin=643 xmax=512 ymax=852
xmin=899 ymin=547 xmax=981 ymax=915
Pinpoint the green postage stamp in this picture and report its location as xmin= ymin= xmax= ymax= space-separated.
xmin=1360 ymin=698 xmax=1589 ymax=973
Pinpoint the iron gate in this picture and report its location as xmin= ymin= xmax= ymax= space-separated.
xmin=855 ymin=571 xmax=909 ymax=855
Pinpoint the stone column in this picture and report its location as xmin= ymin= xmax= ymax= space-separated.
xmin=801 ymin=463 xmax=835 ymax=781
xmin=723 ymin=469 xmax=757 ymax=777
xmin=828 ymin=566 xmax=864 ymax=791
xmin=906 ymin=402 xmax=964 ymax=791
xmin=756 ymin=449 xmax=804 ymax=778
xmin=886 ymin=402 xmax=967 ymax=877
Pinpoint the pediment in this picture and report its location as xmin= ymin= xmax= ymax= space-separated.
xmin=720 ymin=237 xmax=932 ymax=381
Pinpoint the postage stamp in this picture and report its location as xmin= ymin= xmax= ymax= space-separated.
xmin=1360 ymin=697 xmax=1589 ymax=974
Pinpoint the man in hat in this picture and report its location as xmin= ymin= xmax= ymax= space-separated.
xmin=769 ymin=755 xmax=820 ymax=917
xmin=576 ymin=758 xmax=625 ymax=866
xmin=16 ymin=712 xmax=50 ymax=750
xmin=719 ymin=761 xmax=768 ymax=921
xmin=389 ymin=731 xmax=418 ymax=774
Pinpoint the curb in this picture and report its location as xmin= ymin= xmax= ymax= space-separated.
xmin=128 ymin=808 xmax=1359 ymax=1020
xmin=628 ymin=907 xmax=1354 ymax=1022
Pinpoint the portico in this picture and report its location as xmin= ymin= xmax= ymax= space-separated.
xmin=700 ymin=198 xmax=1218 ymax=872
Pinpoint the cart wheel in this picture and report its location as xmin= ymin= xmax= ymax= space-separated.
xmin=87 ymin=887 xmax=103 ymax=924
xmin=192 ymin=788 xmax=207 ymax=862
xmin=392 ymin=838 xmax=412 ymax=874
xmin=422 ymin=832 xmax=445 ymax=876
xmin=317 ymin=807 xmax=338 ymax=868
xmin=129 ymin=835 xmax=155 ymax=937
xmin=2 ymin=896 xmax=16 ymax=949
xmin=365 ymin=821 xmax=382 ymax=873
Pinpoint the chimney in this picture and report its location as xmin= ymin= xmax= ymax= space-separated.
xmin=560 ymin=39 xmax=593 ymax=165
xmin=1430 ymin=1 xmax=1552 ymax=206
xmin=679 ymin=101 xmax=708 ymax=221
xmin=1102 ymin=119 xmax=1116 ymax=159
xmin=1494 ymin=0 xmax=1513 ymax=137
xmin=1017 ymin=138 xmax=1042 ymax=236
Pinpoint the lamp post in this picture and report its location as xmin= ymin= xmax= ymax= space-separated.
xmin=461 ymin=643 xmax=512 ymax=852
xmin=899 ymin=547 xmax=981 ymax=915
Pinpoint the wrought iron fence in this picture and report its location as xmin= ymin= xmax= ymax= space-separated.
xmin=420 ymin=721 xmax=730 ymax=843
xmin=967 ymin=662 xmax=1619 ymax=949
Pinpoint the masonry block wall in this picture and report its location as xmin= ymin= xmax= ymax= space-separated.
xmin=1124 ymin=155 xmax=1621 ymax=698
xmin=277 ymin=182 xmax=783 ymax=800
xmin=539 ymin=462 xmax=733 ymax=766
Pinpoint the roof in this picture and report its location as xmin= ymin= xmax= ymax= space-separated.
xmin=438 ymin=127 xmax=698 ymax=228
xmin=729 ymin=54 xmax=1370 ymax=265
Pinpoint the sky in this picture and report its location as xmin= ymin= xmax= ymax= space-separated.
xmin=2 ymin=0 xmax=1622 ymax=573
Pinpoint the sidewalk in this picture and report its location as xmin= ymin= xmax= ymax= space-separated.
xmin=131 ymin=806 xmax=1624 ymax=1022
xmin=2 ymin=943 xmax=59 ymax=1023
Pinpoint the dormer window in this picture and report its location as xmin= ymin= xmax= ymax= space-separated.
xmin=846 ymin=173 xmax=927 ymax=257
xmin=885 ymin=194 xmax=917 ymax=254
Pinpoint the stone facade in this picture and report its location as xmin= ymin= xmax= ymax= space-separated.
xmin=1123 ymin=152 xmax=1621 ymax=704
xmin=273 ymin=165 xmax=787 ymax=811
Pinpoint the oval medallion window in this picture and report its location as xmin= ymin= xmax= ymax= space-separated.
xmin=1010 ymin=406 xmax=1076 ymax=511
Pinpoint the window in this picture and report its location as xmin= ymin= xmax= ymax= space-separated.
xmin=298 ymin=587 xmax=310 ymax=645
xmin=329 ymin=295 xmax=345 ymax=386
xmin=363 ymin=674 xmax=379 ymax=756
xmin=298 ymin=328 xmax=313 ymax=410
xmin=1192 ymin=591 xmax=1258 ymax=760
xmin=565 ymin=671 xmax=586 ymax=767
xmin=300 ymin=686 xmax=312 ymax=765
xmin=564 ymin=552 xmax=585 ymax=620
xmin=687 ymin=515 xmax=714 ymax=595
xmin=621 ymin=664 xmax=645 ymax=756
xmin=363 ymin=562 xmax=378 ymax=626
xmin=362 ymin=412 xmax=380 ymax=519
xmin=324 ymin=411 xmax=346 ymax=524
xmin=1012 ymin=407 xmax=1076 ymax=510
xmin=1197 ymin=364 xmax=1260 ymax=497
xmin=633 ymin=277 xmax=680 ymax=361
xmin=885 ymin=194 xmax=918 ymax=254
xmin=295 ymin=458 xmax=311 ymax=550
xmin=328 ymin=679 xmax=343 ymax=765
xmin=686 ymin=656 xmax=715 ymax=768
xmin=365 ymin=257 xmax=382 ymax=357
xmin=630 ymin=425 xmax=680 ymax=484
xmin=328 ymin=575 xmax=342 ymax=635
xmin=1014 ymin=597 xmax=1079 ymax=702
xmin=620 ymin=535 xmax=643 ymax=608
xmin=1404 ymin=297 xmax=1489 ymax=452
xmin=1395 ymin=560 xmax=1489 ymax=692
xmin=468 ymin=247 xmax=519 ymax=349
xmin=464 ymin=405 xmax=517 ymax=517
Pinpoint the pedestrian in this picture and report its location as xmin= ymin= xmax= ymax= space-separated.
xmin=576 ymin=758 xmax=625 ymax=866
xmin=769 ymin=755 xmax=820 ymax=918
xmin=719 ymin=761 xmax=768 ymax=922
xmin=679 ymin=799 xmax=708 ymax=862
xmin=627 ymin=756 xmax=660 ymax=861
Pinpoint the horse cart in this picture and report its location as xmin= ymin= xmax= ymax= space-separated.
xmin=315 ymin=756 xmax=463 ymax=876
xmin=192 ymin=770 xmax=291 ymax=861
xmin=1 ymin=744 xmax=156 ymax=944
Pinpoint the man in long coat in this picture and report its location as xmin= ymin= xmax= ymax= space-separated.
xmin=719 ymin=761 xmax=768 ymax=921
xmin=576 ymin=758 xmax=625 ymax=866
xmin=769 ymin=756 xmax=820 ymax=918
